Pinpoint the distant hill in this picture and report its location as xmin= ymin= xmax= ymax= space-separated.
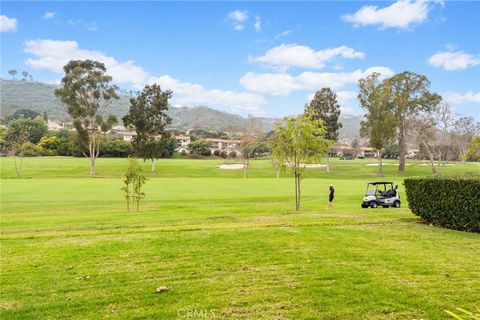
xmin=0 ymin=78 xmax=362 ymax=140
xmin=0 ymin=79 xmax=131 ymax=121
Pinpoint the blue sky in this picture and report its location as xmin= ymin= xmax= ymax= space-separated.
xmin=1 ymin=1 xmax=479 ymax=119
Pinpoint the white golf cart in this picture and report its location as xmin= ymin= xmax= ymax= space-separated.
xmin=361 ymin=181 xmax=401 ymax=208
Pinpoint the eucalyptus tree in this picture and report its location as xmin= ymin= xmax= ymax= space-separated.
xmin=55 ymin=60 xmax=118 ymax=175
xmin=385 ymin=71 xmax=441 ymax=172
xmin=358 ymin=73 xmax=397 ymax=177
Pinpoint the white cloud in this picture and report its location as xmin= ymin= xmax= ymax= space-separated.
xmin=23 ymin=39 xmax=267 ymax=115
xmin=0 ymin=15 xmax=17 ymax=32
xmin=24 ymin=39 xmax=149 ymax=88
xmin=149 ymin=75 xmax=267 ymax=116
xmin=428 ymin=49 xmax=480 ymax=70
xmin=240 ymin=66 xmax=394 ymax=96
xmin=227 ymin=10 xmax=248 ymax=31
xmin=336 ymin=91 xmax=357 ymax=115
xmin=274 ymin=30 xmax=292 ymax=40
xmin=250 ymin=44 xmax=365 ymax=70
xmin=228 ymin=10 xmax=248 ymax=22
xmin=442 ymin=91 xmax=480 ymax=105
xmin=342 ymin=0 xmax=432 ymax=30
xmin=254 ymin=16 xmax=261 ymax=31
xmin=234 ymin=24 xmax=245 ymax=31
xmin=42 ymin=11 xmax=56 ymax=20
xmin=67 ymin=19 xmax=97 ymax=31
xmin=240 ymin=73 xmax=301 ymax=96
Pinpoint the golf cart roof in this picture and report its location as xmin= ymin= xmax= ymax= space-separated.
xmin=367 ymin=181 xmax=394 ymax=185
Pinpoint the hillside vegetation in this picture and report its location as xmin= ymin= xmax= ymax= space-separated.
xmin=0 ymin=79 xmax=362 ymax=138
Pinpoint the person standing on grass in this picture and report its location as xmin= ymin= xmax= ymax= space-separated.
xmin=327 ymin=184 xmax=335 ymax=209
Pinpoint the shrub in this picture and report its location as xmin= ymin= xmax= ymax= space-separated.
xmin=404 ymin=175 xmax=480 ymax=232
xmin=213 ymin=149 xmax=221 ymax=157
xmin=220 ymin=150 xmax=228 ymax=158
xmin=100 ymin=139 xmax=134 ymax=157
xmin=37 ymin=136 xmax=59 ymax=156
xmin=188 ymin=139 xmax=212 ymax=156
xmin=229 ymin=151 xmax=237 ymax=158
xmin=20 ymin=142 xmax=42 ymax=157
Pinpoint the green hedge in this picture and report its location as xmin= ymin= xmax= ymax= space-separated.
xmin=404 ymin=175 xmax=480 ymax=232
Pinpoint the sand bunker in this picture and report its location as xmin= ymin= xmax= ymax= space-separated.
xmin=366 ymin=163 xmax=412 ymax=166
xmin=217 ymin=163 xmax=246 ymax=170
xmin=287 ymin=163 xmax=327 ymax=168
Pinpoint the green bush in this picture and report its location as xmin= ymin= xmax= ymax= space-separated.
xmin=19 ymin=142 xmax=42 ymax=157
xmin=188 ymin=139 xmax=212 ymax=156
xmin=100 ymin=139 xmax=134 ymax=157
xmin=404 ymin=175 xmax=480 ymax=232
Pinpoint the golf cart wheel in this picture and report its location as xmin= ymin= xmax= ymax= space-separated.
xmin=361 ymin=203 xmax=368 ymax=208
xmin=370 ymin=202 xmax=378 ymax=208
xmin=393 ymin=200 xmax=400 ymax=208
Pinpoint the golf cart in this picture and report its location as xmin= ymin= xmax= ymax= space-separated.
xmin=361 ymin=182 xmax=401 ymax=208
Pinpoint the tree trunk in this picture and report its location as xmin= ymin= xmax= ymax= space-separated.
xmin=296 ymin=174 xmax=301 ymax=211
xmin=151 ymin=158 xmax=156 ymax=173
xmin=126 ymin=184 xmax=130 ymax=212
xmin=90 ymin=156 xmax=96 ymax=175
xmin=294 ymin=153 xmax=300 ymax=211
xmin=14 ymin=154 xmax=23 ymax=178
xmin=377 ymin=150 xmax=383 ymax=177
xmin=326 ymin=154 xmax=330 ymax=173
xmin=437 ymin=149 xmax=442 ymax=173
xmin=294 ymin=173 xmax=301 ymax=211
xmin=398 ymin=115 xmax=406 ymax=172
xmin=243 ymin=158 xmax=248 ymax=179
xmin=420 ymin=141 xmax=437 ymax=174
xmin=89 ymin=142 xmax=97 ymax=175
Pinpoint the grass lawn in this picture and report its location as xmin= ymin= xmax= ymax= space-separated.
xmin=1 ymin=157 xmax=479 ymax=319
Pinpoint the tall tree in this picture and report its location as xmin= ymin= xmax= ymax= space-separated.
xmin=305 ymin=88 xmax=342 ymax=173
xmin=122 ymin=84 xmax=172 ymax=173
xmin=385 ymin=71 xmax=441 ymax=172
xmin=54 ymin=60 xmax=118 ymax=175
xmin=358 ymin=73 xmax=397 ymax=177
xmin=21 ymin=71 xmax=29 ymax=81
xmin=270 ymin=114 xmax=331 ymax=211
